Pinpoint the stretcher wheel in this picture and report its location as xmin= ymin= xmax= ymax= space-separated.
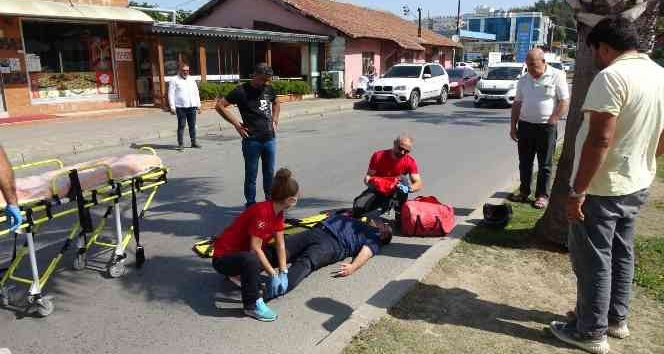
xmin=35 ymin=298 xmax=54 ymax=317
xmin=0 ymin=287 xmax=9 ymax=307
xmin=107 ymin=262 xmax=126 ymax=278
xmin=73 ymin=252 xmax=87 ymax=271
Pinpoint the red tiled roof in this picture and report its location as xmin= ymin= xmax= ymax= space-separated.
xmin=281 ymin=0 xmax=461 ymax=50
xmin=187 ymin=0 xmax=461 ymax=50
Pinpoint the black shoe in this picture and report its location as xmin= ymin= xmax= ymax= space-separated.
xmin=191 ymin=143 xmax=202 ymax=149
xmin=176 ymin=145 xmax=184 ymax=151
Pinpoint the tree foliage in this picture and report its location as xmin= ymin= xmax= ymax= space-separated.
xmin=129 ymin=1 xmax=192 ymax=24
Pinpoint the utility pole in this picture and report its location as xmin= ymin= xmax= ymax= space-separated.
xmin=456 ymin=0 xmax=461 ymax=36
xmin=417 ymin=7 xmax=422 ymax=38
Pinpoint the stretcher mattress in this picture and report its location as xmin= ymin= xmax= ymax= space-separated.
xmin=2 ymin=154 xmax=163 ymax=207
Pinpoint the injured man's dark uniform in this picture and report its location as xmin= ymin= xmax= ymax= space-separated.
xmin=263 ymin=214 xmax=392 ymax=298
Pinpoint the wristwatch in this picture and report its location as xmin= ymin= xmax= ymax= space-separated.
xmin=569 ymin=187 xmax=586 ymax=199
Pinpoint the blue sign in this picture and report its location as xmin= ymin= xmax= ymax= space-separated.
xmin=515 ymin=21 xmax=532 ymax=63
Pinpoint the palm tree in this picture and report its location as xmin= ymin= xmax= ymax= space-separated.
xmin=534 ymin=0 xmax=662 ymax=246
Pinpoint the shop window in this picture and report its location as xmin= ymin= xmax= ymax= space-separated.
xmin=362 ymin=52 xmax=375 ymax=75
xmin=220 ymin=42 xmax=239 ymax=76
xmin=163 ymin=37 xmax=199 ymax=76
xmin=204 ymin=42 xmax=239 ymax=78
xmin=205 ymin=42 xmax=220 ymax=75
xmin=23 ymin=20 xmax=115 ymax=99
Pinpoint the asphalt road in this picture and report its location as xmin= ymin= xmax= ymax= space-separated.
xmin=0 ymin=97 xmax=520 ymax=354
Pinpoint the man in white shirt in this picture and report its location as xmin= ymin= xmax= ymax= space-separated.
xmin=168 ymin=64 xmax=201 ymax=151
xmin=550 ymin=18 xmax=664 ymax=354
xmin=509 ymin=48 xmax=569 ymax=209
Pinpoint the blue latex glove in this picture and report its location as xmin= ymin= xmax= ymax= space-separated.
xmin=267 ymin=274 xmax=281 ymax=299
xmin=5 ymin=205 xmax=22 ymax=232
xmin=278 ymin=271 xmax=289 ymax=296
xmin=396 ymin=183 xmax=410 ymax=194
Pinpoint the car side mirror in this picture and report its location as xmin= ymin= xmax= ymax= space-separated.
xmin=423 ymin=73 xmax=432 ymax=79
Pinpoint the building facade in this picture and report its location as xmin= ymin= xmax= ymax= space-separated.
xmin=187 ymin=0 xmax=462 ymax=96
xmin=462 ymin=7 xmax=550 ymax=61
xmin=0 ymin=0 xmax=328 ymax=118
xmin=0 ymin=0 xmax=154 ymax=117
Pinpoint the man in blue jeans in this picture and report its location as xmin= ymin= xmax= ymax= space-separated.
xmin=216 ymin=63 xmax=281 ymax=207
xmin=550 ymin=18 xmax=664 ymax=354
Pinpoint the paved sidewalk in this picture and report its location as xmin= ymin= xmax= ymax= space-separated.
xmin=0 ymin=98 xmax=355 ymax=164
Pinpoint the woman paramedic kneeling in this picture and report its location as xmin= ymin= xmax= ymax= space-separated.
xmin=211 ymin=168 xmax=298 ymax=321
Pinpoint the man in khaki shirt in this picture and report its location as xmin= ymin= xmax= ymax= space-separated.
xmin=550 ymin=18 xmax=664 ymax=354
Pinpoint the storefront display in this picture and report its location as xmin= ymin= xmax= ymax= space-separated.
xmin=22 ymin=20 xmax=116 ymax=100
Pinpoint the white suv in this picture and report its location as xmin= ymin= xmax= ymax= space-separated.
xmin=365 ymin=63 xmax=450 ymax=110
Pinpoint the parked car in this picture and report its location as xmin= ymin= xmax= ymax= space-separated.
xmin=548 ymin=61 xmax=565 ymax=73
xmin=474 ymin=62 xmax=526 ymax=107
xmin=447 ymin=67 xmax=480 ymax=98
xmin=365 ymin=63 xmax=450 ymax=110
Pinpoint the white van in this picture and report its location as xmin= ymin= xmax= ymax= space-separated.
xmin=474 ymin=62 xmax=526 ymax=107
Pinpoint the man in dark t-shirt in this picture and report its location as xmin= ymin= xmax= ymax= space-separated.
xmin=216 ymin=63 xmax=281 ymax=207
xmin=263 ymin=214 xmax=392 ymax=298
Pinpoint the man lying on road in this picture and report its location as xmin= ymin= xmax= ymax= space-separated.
xmin=260 ymin=213 xmax=393 ymax=299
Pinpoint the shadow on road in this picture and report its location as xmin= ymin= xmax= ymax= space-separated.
xmin=376 ymin=107 xmax=511 ymax=127
xmin=306 ymin=297 xmax=354 ymax=332
xmin=452 ymin=99 xmax=512 ymax=110
xmin=387 ymin=284 xmax=569 ymax=348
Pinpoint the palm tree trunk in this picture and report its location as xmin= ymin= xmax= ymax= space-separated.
xmin=533 ymin=0 xmax=661 ymax=246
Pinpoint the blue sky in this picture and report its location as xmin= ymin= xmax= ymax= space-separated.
xmin=154 ymin=0 xmax=538 ymax=17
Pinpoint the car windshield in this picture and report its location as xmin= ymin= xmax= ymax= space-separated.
xmin=549 ymin=62 xmax=563 ymax=70
xmin=486 ymin=67 xmax=522 ymax=80
xmin=448 ymin=69 xmax=465 ymax=78
xmin=383 ymin=66 xmax=421 ymax=78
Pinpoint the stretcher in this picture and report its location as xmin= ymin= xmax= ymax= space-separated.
xmin=0 ymin=147 xmax=167 ymax=317
xmin=192 ymin=209 xmax=347 ymax=258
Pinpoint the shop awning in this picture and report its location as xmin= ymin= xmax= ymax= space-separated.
xmin=152 ymin=23 xmax=330 ymax=43
xmin=0 ymin=0 xmax=154 ymax=23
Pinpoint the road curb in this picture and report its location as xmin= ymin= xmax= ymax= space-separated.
xmin=9 ymin=103 xmax=355 ymax=164
xmin=314 ymin=173 xmax=520 ymax=354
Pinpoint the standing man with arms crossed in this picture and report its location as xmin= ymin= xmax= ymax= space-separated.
xmin=168 ymin=63 xmax=201 ymax=151
xmin=509 ymin=48 xmax=570 ymax=209
xmin=0 ymin=146 xmax=22 ymax=232
xmin=216 ymin=63 xmax=280 ymax=208
xmin=549 ymin=17 xmax=664 ymax=354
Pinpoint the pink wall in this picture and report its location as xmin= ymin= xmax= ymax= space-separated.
xmin=344 ymin=38 xmax=383 ymax=94
xmin=193 ymin=0 xmax=337 ymax=36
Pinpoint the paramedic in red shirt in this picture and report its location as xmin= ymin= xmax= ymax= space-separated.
xmin=212 ymin=168 xmax=298 ymax=322
xmin=352 ymin=134 xmax=422 ymax=223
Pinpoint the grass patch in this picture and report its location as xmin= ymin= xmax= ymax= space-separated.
xmin=658 ymin=155 xmax=664 ymax=180
xmin=635 ymin=237 xmax=664 ymax=302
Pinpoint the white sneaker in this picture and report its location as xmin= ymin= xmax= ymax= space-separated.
xmin=607 ymin=321 xmax=630 ymax=339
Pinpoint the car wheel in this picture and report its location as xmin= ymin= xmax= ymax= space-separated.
xmin=408 ymin=90 xmax=420 ymax=110
xmin=436 ymin=87 xmax=448 ymax=104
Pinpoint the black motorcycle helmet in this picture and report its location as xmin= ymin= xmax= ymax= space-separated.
xmin=482 ymin=203 xmax=513 ymax=228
